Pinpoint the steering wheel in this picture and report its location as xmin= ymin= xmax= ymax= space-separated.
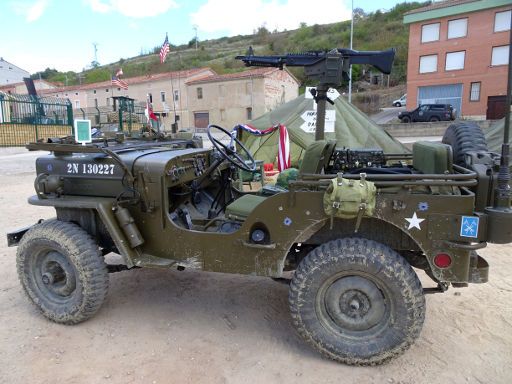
xmin=207 ymin=124 xmax=256 ymax=172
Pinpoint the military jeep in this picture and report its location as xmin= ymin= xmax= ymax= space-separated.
xmin=8 ymin=48 xmax=512 ymax=366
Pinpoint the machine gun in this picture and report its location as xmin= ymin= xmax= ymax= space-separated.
xmin=236 ymin=47 xmax=395 ymax=140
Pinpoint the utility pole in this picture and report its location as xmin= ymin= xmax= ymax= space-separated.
xmin=193 ymin=25 xmax=198 ymax=51
xmin=92 ymin=42 xmax=99 ymax=67
xmin=348 ymin=0 xmax=354 ymax=103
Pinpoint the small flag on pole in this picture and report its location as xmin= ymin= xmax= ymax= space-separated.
xmin=111 ymin=75 xmax=128 ymax=90
xmin=111 ymin=68 xmax=128 ymax=89
xmin=145 ymin=98 xmax=158 ymax=121
xmin=160 ymin=34 xmax=170 ymax=63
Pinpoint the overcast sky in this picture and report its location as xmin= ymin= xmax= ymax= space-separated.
xmin=1 ymin=0 xmax=406 ymax=74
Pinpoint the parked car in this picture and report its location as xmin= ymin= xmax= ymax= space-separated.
xmin=398 ymin=104 xmax=456 ymax=123
xmin=393 ymin=94 xmax=407 ymax=107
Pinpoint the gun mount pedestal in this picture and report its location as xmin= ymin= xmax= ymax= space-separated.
xmin=314 ymin=85 xmax=329 ymax=141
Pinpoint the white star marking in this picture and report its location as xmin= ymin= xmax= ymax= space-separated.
xmin=405 ymin=212 xmax=425 ymax=230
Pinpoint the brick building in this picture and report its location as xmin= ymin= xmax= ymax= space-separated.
xmin=404 ymin=0 xmax=511 ymax=119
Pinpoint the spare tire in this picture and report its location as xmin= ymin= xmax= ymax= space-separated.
xmin=442 ymin=121 xmax=488 ymax=166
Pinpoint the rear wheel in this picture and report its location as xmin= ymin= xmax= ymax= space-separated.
xmin=429 ymin=116 xmax=440 ymax=122
xmin=394 ymin=102 xmax=401 ymax=107
xmin=442 ymin=121 xmax=488 ymax=166
xmin=289 ymin=238 xmax=425 ymax=365
xmin=16 ymin=220 xmax=109 ymax=324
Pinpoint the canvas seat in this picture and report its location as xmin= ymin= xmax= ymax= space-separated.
xmin=225 ymin=194 xmax=267 ymax=220
xmin=276 ymin=139 xmax=337 ymax=188
xmin=412 ymin=141 xmax=453 ymax=174
xmin=225 ymin=140 xmax=336 ymax=220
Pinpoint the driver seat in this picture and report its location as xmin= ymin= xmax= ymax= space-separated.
xmin=224 ymin=140 xmax=337 ymax=221
xmin=225 ymin=194 xmax=267 ymax=221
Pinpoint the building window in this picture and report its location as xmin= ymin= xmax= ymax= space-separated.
xmin=75 ymin=92 xmax=79 ymax=96
xmin=448 ymin=18 xmax=467 ymax=39
xmin=93 ymin=90 xmax=97 ymax=94
xmin=220 ymin=109 xmax=226 ymax=121
xmin=106 ymin=89 xmax=109 ymax=92
xmin=117 ymin=87 xmax=121 ymax=91
xmin=161 ymin=91 xmax=166 ymax=102
xmin=197 ymin=87 xmax=203 ymax=99
xmin=148 ymin=93 xmax=153 ymax=103
xmin=492 ymin=45 xmax=510 ymax=66
xmin=419 ymin=54 xmax=437 ymax=73
xmin=174 ymin=90 xmax=179 ymax=101
xmin=445 ymin=51 xmax=465 ymax=71
xmin=421 ymin=23 xmax=440 ymax=43
xmin=246 ymin=107 xmax=253 ymax=120
xmin=470 ymin=82 xmax=481 ymax=102
xmin=495 ymin=10 xmax=511 ymax=32
xmin=75 ymin=100 xmax=80 ymax=108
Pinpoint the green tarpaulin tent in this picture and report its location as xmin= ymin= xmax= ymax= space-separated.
xmin=485 ymin=117 xmax=508 ymax=154
xmin=241 ymin=93 xmax=409 ymax=167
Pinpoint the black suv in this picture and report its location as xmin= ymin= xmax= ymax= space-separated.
xmin=398 ymin=104 xmax=456 ymax=123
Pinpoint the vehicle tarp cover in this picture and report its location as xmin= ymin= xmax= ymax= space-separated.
xmin=240 ymin=93 xmax=409 ymax=167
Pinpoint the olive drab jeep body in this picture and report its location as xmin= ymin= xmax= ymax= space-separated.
xmin=8 ymin=47 xmax=512 ymax=366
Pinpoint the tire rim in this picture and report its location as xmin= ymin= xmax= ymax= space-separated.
xmin=29 ymin=248 xmax=78 ymax=304
xmin=316 ymin=273 xmax=391 ymax=338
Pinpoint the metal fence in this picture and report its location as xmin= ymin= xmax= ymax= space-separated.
xmin=0 ymin=93 xmax=73 ymax=146
xmin=75 ymin=103 xmax=148 ymax=134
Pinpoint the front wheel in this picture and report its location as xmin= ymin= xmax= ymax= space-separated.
xmin=289 ymin=238 xmax=425 ymax=365
xmin=401 ymin=116 xmax=411 ymax=123
xmin=16 ymin=220 xmax=109 ymax=324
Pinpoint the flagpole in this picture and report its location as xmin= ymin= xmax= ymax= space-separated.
xmin=170 ymin=71 xmax=178 ymax=133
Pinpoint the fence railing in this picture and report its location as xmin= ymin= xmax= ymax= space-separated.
xmin=0 ymin=93 xmax=73 ymax=125
xmin=0 ymin=93 xmax=74 ymax=146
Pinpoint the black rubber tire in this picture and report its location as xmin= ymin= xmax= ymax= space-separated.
xmin=289 ymin=237 xmax=425 ymax=365
xmin=394 ymin=102 xmax=401 ymax=107
xmin=401 ymin=115 xmax=411 ymax=123
xmin=429 ymin=116 xmax=440 ymax=122
xmin=16 ymin=220 xmax=109 ymax=324
xmin=442 ymin=121 xmax=488 ymax=166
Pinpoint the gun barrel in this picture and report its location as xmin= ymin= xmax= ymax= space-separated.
xmin=235 ymin=53 xmax=326 ymax=68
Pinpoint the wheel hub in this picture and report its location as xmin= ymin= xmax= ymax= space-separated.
xmin=324 ymin=275 xmax=386 ymax=332
xmin=35 ymin=251 xmax=77 ymax=300
xmin=41 ymin=272 xmax=54 ymax=285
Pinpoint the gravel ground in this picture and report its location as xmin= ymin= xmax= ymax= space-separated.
xmin=0 ymin=149 xmax=511 ymax=384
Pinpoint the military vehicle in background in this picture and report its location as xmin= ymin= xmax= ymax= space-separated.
xmin=7 ymin=46 xmax=512 ymax=366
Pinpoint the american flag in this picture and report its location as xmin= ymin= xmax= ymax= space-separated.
xmin=111 ymin=75 xmax=128 ymax=90
xmin=160 ymin=34 xmax=170 ymax=63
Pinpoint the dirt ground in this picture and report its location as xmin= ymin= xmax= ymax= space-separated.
xmin=0 ymin=148 xmax=511 ymax=384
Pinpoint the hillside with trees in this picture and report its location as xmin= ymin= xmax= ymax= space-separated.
xmin=32 ymin=1 xmax=429 ymax=92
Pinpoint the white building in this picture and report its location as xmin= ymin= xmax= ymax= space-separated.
xmin=0 ymin=58 xmax=30 ymax=86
